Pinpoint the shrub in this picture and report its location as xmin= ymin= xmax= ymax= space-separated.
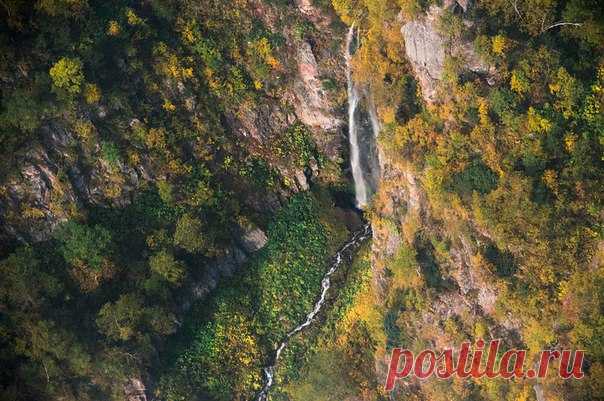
xmin=173 ymin=213 xmax=205 ymax=253
xmin=101 ymin=140 xmax=120 ymax=166
xmin=448 ymin=158 xmax=498 ymax=196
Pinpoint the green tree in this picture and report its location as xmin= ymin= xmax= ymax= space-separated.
xmin=173 ymin=213 xmax=205 ymax=253
xmin=149 ymin=249 xmax=185 ymax=285
xmin=49 ymin=57 xmax=84 ymax=94
xmin=96 ymin=294 xmax=146 ymax=342
xmin=0 ymin=246 xmax=61 ymax=310
xmin=55 ymin=221 xmax=112 ymax=269
xmin=0 ymin=88 xmax=43 ymax=132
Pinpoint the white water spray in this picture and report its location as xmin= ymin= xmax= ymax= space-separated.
xmin=346 ymin=24 xmax=370 ymax=209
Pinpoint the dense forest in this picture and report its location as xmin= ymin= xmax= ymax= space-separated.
xmin=342 ymin=0 xmax=603 ymax=400
xmin=0 ymin=1 xmax=355 ymax=400
xmin=0 ymin=0 xmax=602 ymax=401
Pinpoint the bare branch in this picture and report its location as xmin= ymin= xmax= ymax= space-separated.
xmin=541 ymin=21 xmax=583 ymax=33
xmin=509 ymin=0 xmax=522 ymax=19
xmin=42 ymin=361 xmax=50 ymax=383
xmin=0 ymin=0 xmax=11 ymax=19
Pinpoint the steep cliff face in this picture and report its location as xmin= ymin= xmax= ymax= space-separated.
xmin=361 ymin=0 xmax=603 ymax=399
xmin=0 ymin=122 xmax=155 ymax=243
xmin=1 ymin=1 xmax=601 ymax=401
xmin=373 ymin=1 xmax=502 ymax=314
xmin=0 ymin=2 xmax=347 ymax=245
xmin=368 ymin=7 xmax=520 ymax=394
xmin=400 ymin=0 xmax=494 ymax=103
xmin=0 ymin=3 xmax=363 ymax=401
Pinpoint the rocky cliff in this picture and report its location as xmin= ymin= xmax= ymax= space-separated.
xmin=0 ymin=1 xmax=348 ymax=246
xmin=362 ymin=0 xmax=603 ymax=399
xmin=400 ymin=0 xmax=494 ymax=103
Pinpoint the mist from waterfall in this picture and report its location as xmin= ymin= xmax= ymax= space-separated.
xmin=346 ymin=25 xmax=369 ymax=209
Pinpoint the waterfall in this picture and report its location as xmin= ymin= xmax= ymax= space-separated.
xmin=255 ymin=224 xmax=372 ymax=401
xmin=346 ymin=25 xmax=370 ymax=209
xmin=368 ymin=96 xmax=381 ymax=143
xmin=346 ymin=25 xmax=381 ymax=209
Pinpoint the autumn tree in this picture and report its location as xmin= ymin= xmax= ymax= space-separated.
xmin=173 ymin=213 xmax=205 ymax=253
xmin=149 ymin=249 xmax=185 ymax=285
xmin=49 ymin=57 xmax=84 ymax=95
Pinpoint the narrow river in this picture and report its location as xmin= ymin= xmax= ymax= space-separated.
xmin=255 ymin=223 xmax=372 ymax=401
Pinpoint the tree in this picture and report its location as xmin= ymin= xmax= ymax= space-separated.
xmin=0 ymin=246 xmax=61 ymax=310
xmin=173 ymin=213 xmax=205 ymax=253
xmin=96 ymin=294 xmax=146 ymax=342
xmin=55 ymin=221 xmax=112 ymax=269
xmin=0 ymin=87 xmax=43 ymax=132
xmin=36 ymin=0 xmax=87 ymax=17
xmin=149 ymin=249 xmax=185 ymax=285
xmin=83 ymin=83 xmax=101 ymax=104
xmin=49 ymin=57 xmax=84 ymax=95
xmin=166 ymin=309 xmax=262 ymax=401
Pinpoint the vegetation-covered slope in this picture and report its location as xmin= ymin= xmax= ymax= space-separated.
xmin=0 ymin=1 xmax=353 ymax=400
xmin=0 ymin=0 xmax=602 ymax=401
xmin=331 ymin=0 xmax=603 ymax=400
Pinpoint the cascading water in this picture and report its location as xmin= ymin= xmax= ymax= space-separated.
xmin=346 ymin=25 xmax=381 ymax=209
xmin=346 ymin=24 xmax=370 ymax=209
xmin=254 ymin=26 xmax=379 ymax=401
xmin=255 ymin=224 xmax=372 ymax=401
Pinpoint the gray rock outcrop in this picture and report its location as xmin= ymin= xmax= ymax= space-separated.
xmin=238 ymin=225 xmax=269 ymax=254
xmin=401 ymin=2 xmax=493 ymax=103
xmin=292 ymin=41 xmax=342 ymax=131
xmin=0 ymin=122 xmax=155 ymax=243
xmin=124 ymin=378 xmax=147 ymax=401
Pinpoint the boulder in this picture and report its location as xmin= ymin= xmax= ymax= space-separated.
xmin=239 ymin=226 xmax=269 ymax=254
xmin=123 ymin=379 xmax=147 ymax=401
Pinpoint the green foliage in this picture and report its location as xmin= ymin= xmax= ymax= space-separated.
xmin=0 ymin=1 xmax=341 ymax=400
xmin=293 ymin=20 xmax=316 ymax=40
xmin=0 ymin=88 xmax=44 ymax=132
xmin=255 ymin=193 xmax=330 ymax=339
xmin=334 ymin=5 xmax=598 ymax=393
xmin=0 ymin=0 xmax=601 ymax=400
xmin=285 ymin=349 xmax=356 ymax=401
xmin=437 ymin=9 xmax=465 ymax=41
xmin=159 ymin=192 xmax=351 ymax=401
xmin=149 ymin=250 xmax=185 ymax=285
xmin=96 ymin=293 xmax=177 ymax=342
xmin=321 ymin=77 xmax=338 ymax=91
xmin=483 ymin=244 xmax=517 ymax=277
xmin=447 ymin=158 xmax=498 ymax=196
xmin=49 ymin=57 xmax=84 ymax=95
xmin=173 ymin=213 xmax=205 ymax=253
xmin=0 ymin=246 xmax=62 ymax=310
xmin=101 ymin=140 xmax=120 ymax=166
xmin=96 ymin=294 xmax=147 ymax=342
xmin=55 ymin=221 xmax=112 ymax=269
xmin=170 ymin=307 xmax=261 ymax=401
xmin=274 ymin=123 xmax=316 ymax=168
xmin=488 ymin=88 xmax=519 ymax=123
xmin=280 ymin=243 xmax=379 ymax=400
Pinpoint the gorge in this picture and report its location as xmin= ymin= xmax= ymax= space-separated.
xmin=254 ymin=25 xmax=383 ymax=399
xmin=0 ymin=1 xmax=601 ymax=401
